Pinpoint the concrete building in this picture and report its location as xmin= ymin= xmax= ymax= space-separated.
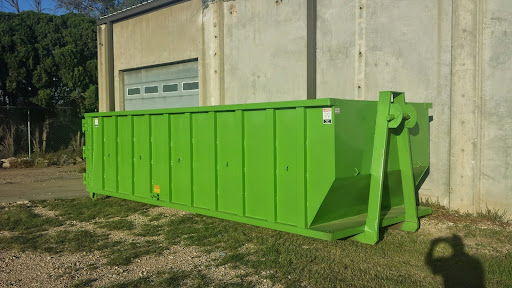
xmin=96 ymin=0 xmax=512 ymax=218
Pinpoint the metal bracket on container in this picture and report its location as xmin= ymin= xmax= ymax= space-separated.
xmin=351 ymin=91 xmax=419 ymax=244
xmin=82 ymin=119 xmax=88 ymax=132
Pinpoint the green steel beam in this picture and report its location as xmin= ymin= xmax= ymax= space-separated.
xmin=351 ymin=91 xmax=423 ymax=244
xmin=85 ymin=98 xmax=343 ymax=118
xmin=351 ymin=91 xmax=393 ymax=244
xmin=394 ymin=93 xmax=420 ymax=232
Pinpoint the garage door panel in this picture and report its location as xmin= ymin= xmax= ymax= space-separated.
xmin=124 ymin=61 xmax=198 ymax=111
xmin=125 ymin=96 xmax=199 ymax=111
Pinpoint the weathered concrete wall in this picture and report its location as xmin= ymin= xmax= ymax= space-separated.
xmin=479 ymin=0 xmax=512 ymax=213
xmin=99 ymin=0 xmax=512 ymax=217
xmin=367 ymin=0 xmax=453 ymax=208
xmin=97 ymin=24 xmax=114 ymax=112
xmin=317 ymin=0 xmax=454 ymax=208
xmin=316 ymin=0 xmax=512 ymax=215
xmin=222 ymin=0 xmax=308 ymax=104
xmin=450 ymin=0 xmax=481 ymax=213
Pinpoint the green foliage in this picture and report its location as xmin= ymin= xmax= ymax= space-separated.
xmin=0 ymin=11 xmax=97 ymax=114
xmin=55 ymin=0 xmax=147 ymax=18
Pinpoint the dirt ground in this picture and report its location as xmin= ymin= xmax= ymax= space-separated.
xmin=0 ymin=166 xmax=88 ymax=203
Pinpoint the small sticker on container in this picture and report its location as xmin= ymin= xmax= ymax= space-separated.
xmin=335 ymin=108 xmax=341 ymax=114
xmin=323 ymin=108 xmax=332 ymax=124
xmin=154 ymin=185 xmax=160 ymax=194
xmin=94 ymin=118 xmax=99 ymax=127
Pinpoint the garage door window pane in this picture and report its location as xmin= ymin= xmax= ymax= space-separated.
xmin=145 ymin=86 xmax=158 ymax=94
xmin=183 ymin=81 xmax=199 ymax=91
xmin=163 ymin=84 xmax=178 ymax=92
xmin=127 ymin=88 xmax=140 ymax=96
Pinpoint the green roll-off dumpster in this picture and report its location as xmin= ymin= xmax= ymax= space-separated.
xmin=82 ymin=91 xmax=431 ymax=244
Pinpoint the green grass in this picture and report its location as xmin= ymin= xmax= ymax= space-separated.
xmin=105 ymin=268 xmax=253 ymax=288
xmin=0 ymin=205 xmax=64 ymax=233
xmin=421 ymin=198 xmax=511 ymax=226
xmin=160 ymin=212 xmax=512 ymax=288
xmin=96 ymin=219 xmax=135 ymax=231
xmin=106 ymin=270 xmax=194 ymax=288
xmin=0 ymin=229 xmax=113 ymax=253
xmin=72 ymin=278 xmax=97 ymax=288
xmin=0 ymin=229 xmax=162 ymax=266
xmin=134 ymin=223 xmax=163 ymax=237
xmin=148 ymin=213 xmax=167 ymax=222
xmin=41 ymin=197 xmax=153 ymax=222
xmin=1 ymin=198 xmax=511 ymax=287
xmin=105 ymin=241 xmax=166 ymax=266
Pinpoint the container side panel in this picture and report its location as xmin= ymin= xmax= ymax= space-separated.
xmin=296 ymin=107 xmax=307 ymax=228
xmin=192 ymin=113 xmax=216 ymax=210
xmin=92 ymin=117 xmax=104 ymax=190
xmin=117 ymin=116 xmax=133 ymax=195
xmin=244 ymin=110 xmax=274 ymax=220
xmin=151 ymin=114 xmax=170 ymax=202
xmin=133 ymin=115 xmax=151 ymax=198
xmin=276 ymin=109 xmax=298 ymax=226
xmin=170 ymin=113 xmax=192 ymax=205
xmin=334 ymin=101 xmax=377 ymax=179
xmin=308 ymin=101 xmax=376 ymax=225
xmin=384 ymin=132 xmax=404 ymax=210
xmin=103 ymin=117 xmax=117 ymax=192
xmin=217 ymin=112 xmax=243 ymax=215
xmin=84 ymin=118 xmax=93 ymax=188
xmin=408 ymin=103 xmax=431 ymax=184
xmin=306 ymin=107 xmax=336 ymax=226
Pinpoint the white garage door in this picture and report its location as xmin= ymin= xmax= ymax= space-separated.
xmin=124 ymin=61 xmax=199 ymax=111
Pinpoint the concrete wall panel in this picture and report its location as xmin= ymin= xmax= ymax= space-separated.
xmin=480 ymin=0 xmax=512 ymax=213
xmin=317 ymin=0 xmax=453 ymax=206
xmin=316 ymin=0 xmax=356 ymax=100
xmin=222 ymin=0 xmax=307 ymax=104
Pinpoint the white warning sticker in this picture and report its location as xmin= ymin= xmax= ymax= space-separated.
xmin=94 ymin=118 xmax=99 ymax=127
xmin=323 ymin=108 xmax=332 ymax=124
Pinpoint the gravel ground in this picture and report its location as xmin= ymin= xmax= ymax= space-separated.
xmin=0 ymin=189 xmax=278 ymax=288
xmin=0 ymin=166 xmax=88 ymax=203
xmin=2 ymin=167 xmax=509 ymax=287
xmin=0 ymin=167 xmax=254 ymax=287
xmin=0 ymin=243 xmax=275 ymax=288
xmin=0 ymin=166 xmax=81 ymax=185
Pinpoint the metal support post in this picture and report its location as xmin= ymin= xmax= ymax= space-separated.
xmin=352 ymin=91 xmax=420 ymax=244
xmin=27 ymin=108 xmax=31 ymax=158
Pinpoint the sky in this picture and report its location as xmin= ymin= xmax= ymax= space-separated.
xmin=0 ymin=0 xmax=62 ymax=14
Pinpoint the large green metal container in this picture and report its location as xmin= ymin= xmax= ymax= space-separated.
xmin=83 ymin=91 xmax=431 ymax=244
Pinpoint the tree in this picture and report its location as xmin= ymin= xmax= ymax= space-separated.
xmin=54 ymin=0 xmax=146 ymax=18
xmin=0 ymin=11 xmax=98 ymax=154
xmin=33 ymin=0 xmax=42 ymax=12
xmin=1 ymin=0 xmax=20 ymax=13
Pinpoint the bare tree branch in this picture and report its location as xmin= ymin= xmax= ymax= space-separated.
xmin=1 ymin=0 xmax=20 ymax=13
xmin=33 ymin=0 xmax=42 ymax=12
